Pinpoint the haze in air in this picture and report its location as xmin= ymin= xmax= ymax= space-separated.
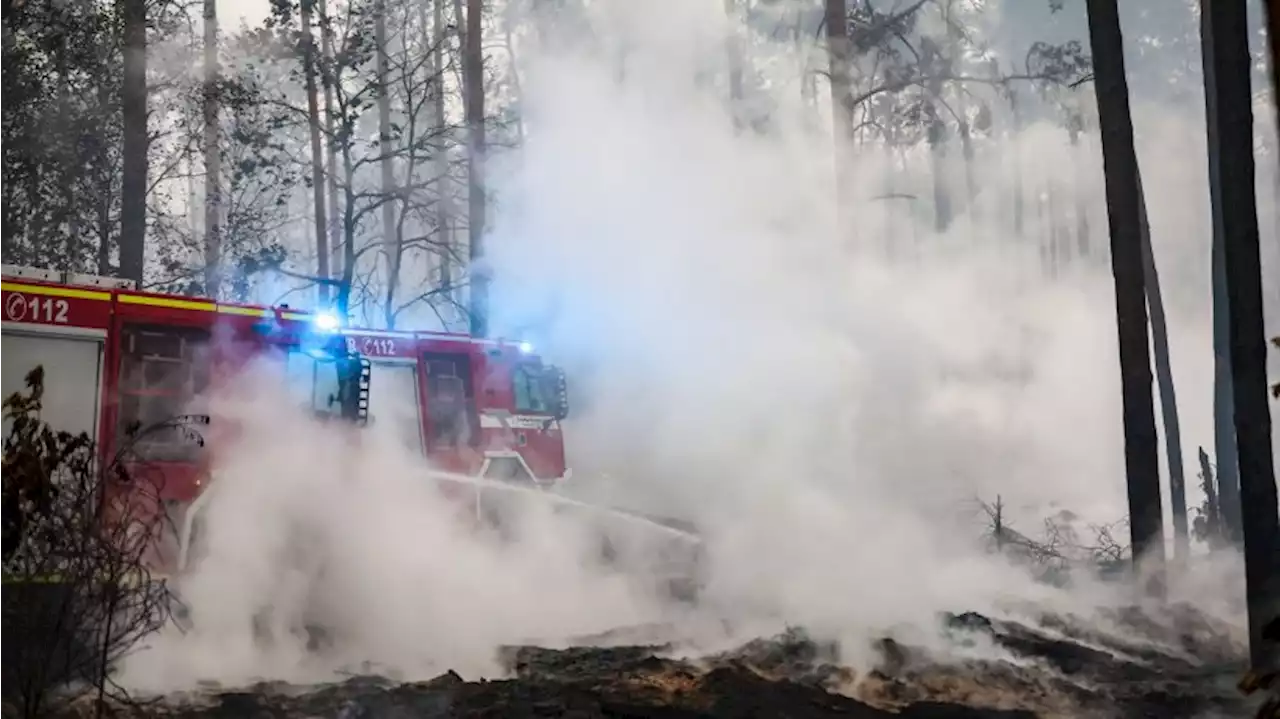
xmin=2 ymin=0 xmax=1277 ymax=715
xmin=119 ymin=0 xmax=1275 ymax=679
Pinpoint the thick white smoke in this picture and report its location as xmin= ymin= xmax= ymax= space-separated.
xmin=121 ymin=359 xmax=689 ymax=690
xmin=121 ymin=0 xmax=1273 ymax=693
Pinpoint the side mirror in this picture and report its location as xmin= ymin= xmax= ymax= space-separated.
xmin=547 ymin=366 xmax=569 ymax=421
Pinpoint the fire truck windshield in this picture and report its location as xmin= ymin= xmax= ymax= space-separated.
xmin=513 ymin=363 xmax=569 ymax=420
xmin=512 ymin=364 xmax=553 ymax=414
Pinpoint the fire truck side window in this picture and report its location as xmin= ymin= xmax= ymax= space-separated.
xmin=117 ymin=326 xmax=212 ymax=462
xmin=512 ymin=364 xmax=552 ymax=414
xmin=424 ymin=355 xmax=474 ymax=447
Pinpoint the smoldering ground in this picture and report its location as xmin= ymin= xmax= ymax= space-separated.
xmin=118 ymin=0 xmax=1273 ymax=702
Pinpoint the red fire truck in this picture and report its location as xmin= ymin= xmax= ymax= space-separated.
xmin=0 ymin=265 xmax=571 ymax=577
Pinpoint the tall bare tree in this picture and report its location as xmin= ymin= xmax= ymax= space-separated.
xmin=824 ymin=0 xmax=853 ymax=140
xmin=119 ymin=0 xmax=148 ymax=284
xmin=434 ymin=0 xmax=455 ymax=312
xmin=1200 ymin=0 xmax=1243 ymax=545
xmin=462 ymin=0 xmax=487 ymax=336
xmin=374 ymin=0 xmax=397 ymax=265
xmin=1083 ymin=0 xmax=1166 ymax=586
xmin=1135 ymin=169 xmax=1188 ymax=562
xmin=1200 ymin=0 xmax=1280 ymax=672
xmin=300 ymin=0 xmax=331 ymax=305
xmin=202 ymin=0 xmax=222 ymax=298
xmin=319 ymin=0 xmax=342 ymax=282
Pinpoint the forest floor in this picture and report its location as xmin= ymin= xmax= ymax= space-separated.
xmin=52 ymin=603 xmax=1261 ymax=719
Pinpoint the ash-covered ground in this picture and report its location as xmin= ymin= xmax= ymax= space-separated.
xmin=59 ymin=603 xmax=1259 ymax=719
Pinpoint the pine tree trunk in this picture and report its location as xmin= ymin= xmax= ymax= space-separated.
xmin=1266 ymin=0 xmax=1280 ymax=131
xmin=1010 ymin=91 xmax=1024 ymax=243
xmin=1200 ymin=0 xmax=1243 ymax=546
xmin=960 ymin=121 xmax=978 ymax=242
xmin=119 ymin=0 xmax=148 ymax=285
xmin=202 ymin=0 xmax=222 ymax=299
xmin=725 ymin=0 xmax=744 ymax=128
xmin=824 ymin=0 xmax=853 ymax=139
xmin=434 ymin=0 xmax=453 ymax=313
xmin=300 ymin=0 xmax=330 ymax=305
xmin=1135 ymin=168 xmax=1189 ymax=562
xmin=1198 ymin=447 xmax=1222 ymax=544
xmin=462 ymin=0 xmax=487 ymax=337
xmin=1069 ymin=119 xmax=1091 ymax=261
xmin=319 ymin=0 xmax=341 ymax=283
xmin=1084 ymin=0 xmax=1166 ymax=586
xmin=929 ymin=125 xmax=951 ymax=233
xmin=374 ymin=0 xmax=399 ymax=320
xmin=1200 ymin=0 xmax=1280 ymax=672
xmin=825 ymin=0 xmax=853 ymax=240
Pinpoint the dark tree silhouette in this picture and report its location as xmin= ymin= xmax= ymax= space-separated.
xmin=1200 ymin=0 xmax=1280 ymax=674
xmin=1082 ymin=0 xmax=1165 ymax=585
xmin=119 ymin=0 xmax=147 ymax=284
xmin=2 ymin=367 xmax=201 ymax=718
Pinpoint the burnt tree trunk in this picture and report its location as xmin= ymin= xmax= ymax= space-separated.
xmin=1200 ymin=0 xmax=1243 ymax=545
xmin=119 ymin=0 xmax=147 ymax=284
xmin=1198 ymin=447 xmax=1222 ymax=544
xmin=1084 ymin=0 xmax=1166 ymax=584
xmin=1200 ymin=0 xmax=1280 ymax=672
xmin=1135 ymin=169 xmax=1189 ymax=561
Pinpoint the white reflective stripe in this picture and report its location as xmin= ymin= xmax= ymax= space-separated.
xmin=478 ymin=413 xmax=559 ymax=430
xmin=367 ymin=356 xmax=417 ymax=366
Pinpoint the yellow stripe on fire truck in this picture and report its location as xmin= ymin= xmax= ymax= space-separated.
xmin=0 ymin=281 xmax=112 ymax=302
xmin=4 ymin=280 xmax=311 ymax=320
xmin=118 ymin=294 xmax=217 ymax=312
xmin=216 ymin=305 xmax=272 ymax=318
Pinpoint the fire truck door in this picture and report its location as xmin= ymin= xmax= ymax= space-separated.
xmin=1 ymin=330 xmax=103 ymax=441
xmin=422 ymin=353 xmax=476 ymax=452
xmin=366 ymin=361 xmax=424 ymax=455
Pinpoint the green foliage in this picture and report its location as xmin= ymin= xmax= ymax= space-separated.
xmin=2 ymin=0 xmax=124 ymax=273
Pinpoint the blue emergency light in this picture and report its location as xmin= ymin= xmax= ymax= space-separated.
xmin=313 ymin=311 xmax=341 ymax=332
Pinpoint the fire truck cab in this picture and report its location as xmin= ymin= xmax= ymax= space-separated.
xmin=0 ymin=265 xmax=571 ymax=576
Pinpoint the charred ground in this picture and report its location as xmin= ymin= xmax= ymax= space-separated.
xmin=50 ymin=605 xmax=1259 ymax=719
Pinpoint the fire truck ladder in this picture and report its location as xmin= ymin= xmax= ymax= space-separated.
xmin=354 ymin=356 xmax=371 ymax=426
